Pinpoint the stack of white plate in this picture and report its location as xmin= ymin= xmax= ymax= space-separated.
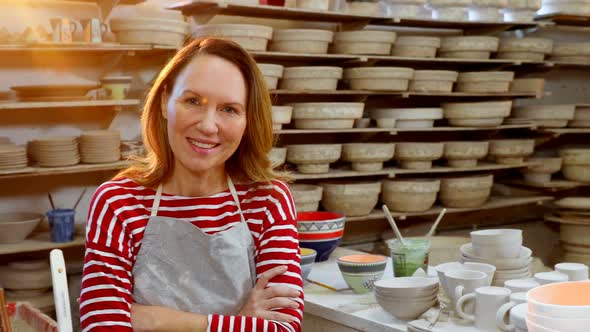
xmin=80 ymin=130 xmax=121 ymax=164
xmin=29 ymin=136 xmax=79 ymax=167
xmin=0 ymin=144 xmax=27 ymax=170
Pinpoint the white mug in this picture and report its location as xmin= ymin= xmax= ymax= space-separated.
xmin=534 ymin=271 xmax=569 ymax=285
xmin=555 ymin=262 xmax=589 ymax=281
xmin=50 ymin=17 xmax=77 ymax=43
xmin=464 ymin=262 xmax=496 ymax=286
xmin=496 ymin=292 xmax=527 ymax=331
xmin=446 ymin=269 xmax=488 ymax=308
xmin=457 ymin=286 xmax=511 ymax=331
xmin=80 ymin=18 xmax=107 ymax=43
xmin=504 ymin=278 xmax=540 ymax=293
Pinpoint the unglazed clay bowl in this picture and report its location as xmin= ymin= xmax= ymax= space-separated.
xmin=439 ymin=174 xmax=493 ymax=208
xmin=287 ymin=144 xmax=342 ymax=174
xmin=381 ymin=179 xmax=440 ymax=212
xmin=290 ymin=184 xmax=322 ymax=212
xmin=394 ymin=142 xmax=444 ymax=169
xmin=341 ymin=143 xmax=395 ymax=171
xmin=443 ymin=141 xmax=489 ymax=168
xmin=321 ymin=181 xmax=381 ymax=217
xmin=0 ymin=212 xmax=43 ymax=244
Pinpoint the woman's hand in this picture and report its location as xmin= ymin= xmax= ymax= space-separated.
xmin=131 ymin=303 xmax=208 ymax=332
xmin=239 ymin=265 xmax=301 ymax=323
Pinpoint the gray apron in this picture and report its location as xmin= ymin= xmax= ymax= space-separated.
xmin=132 ymin=176 xmax=257 ymax=315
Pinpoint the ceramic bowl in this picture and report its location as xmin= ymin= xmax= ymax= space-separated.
xmin=341 ymin=143 xmax=395 ymax=172
xmin=471 ymin=229 xmax=523 ymax=258
xmin=300 ymin=248 xmax=317 ymax=280
xmin=381 ymin=179 xmax=440 ymax=212
xmin=290 ymin=102 xmax=364 ymax=129
xmin=287 ymin=144 xmax=342 ymax=174
xmin=258 ymin=63 xmax=284 ymax=89
xmin=439 ymin=174 xmax=494 ymax=208
xmin=489 ymin=139 xmax=535 ymax=164
xmin=0 ymin=212 xmax=43 ymax=244
xmin=100 ymin=76 xmax=132 ymax=100
xmin=271 ymin=106 xmax=293 ymax=129
xmin=527 ymin=281 xmax=590 ymax=319
xmin=0 ymin=260 xmax=52 ymax=291
xmin=297 ymin=211 xmax=345 ymax=262
xmin=460 ymin=243 xmax=532 ymax=270
xmin=337 ymin=254 xmax=387 ymax=294
xmin=443 ymin=141 xmax=489 ymax=168
xmin=527 ymin=308 xmax=590 ymax=332
xmin=534 ymin=271 xmax=569 ymax=285
xmin=375 ymin=294 xmax=437 ymax=320
xmin=290 ymin=184 xmax=322 ymax=212
xmin=374 ymin=277 xmax=439 ymax=298
xmin=321 ymin=181 xmax=381 ymax=217
xmin=268 ymin=147 xmax=287 ymax=167
xmin=394 ymin=142 xmax=444 ymax=169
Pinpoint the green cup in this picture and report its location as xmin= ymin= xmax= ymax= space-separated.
xmin=388 ymin=238 xmax=431 ymax=277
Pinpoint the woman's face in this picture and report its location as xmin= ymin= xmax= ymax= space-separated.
xmin=162 ymin=54 xmax=247 ymax=177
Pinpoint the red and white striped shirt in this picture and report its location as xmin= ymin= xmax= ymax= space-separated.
xmin=80 ymin=177 xmax=303 ymax=332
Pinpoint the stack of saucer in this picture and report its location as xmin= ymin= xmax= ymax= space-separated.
xmin=29 ymin=136 xmax=79 ymax=167
xmin=79 ymin=130 xmax=121 ymax=164
xmin=459 ymin=229 xmax=533 ymax=286
xmin=0 ymin=144 xmax=28 ymax=170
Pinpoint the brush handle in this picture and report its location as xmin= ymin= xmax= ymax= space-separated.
xmin=50 ymin=249 xmax=73 ymax=332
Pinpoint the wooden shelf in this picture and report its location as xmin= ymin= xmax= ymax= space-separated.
xmin=271 ymin=90 xmax=538 ymax=99
xmin=292 ymin=162 xmax=531 ymax=180
xmin=0 ymin=99 xmax=140 ymax=110
xmin=0 ymin=44 xmax=174 ymax=54
xmin=0 ymin=233 xmax=85 ymax=256
xmin=381 ymin=16 xmax=542 ymax=31
xmin=550 ymin=61 xmax=590 ymax=68
xmin=250 ymin=51 xmax=359 ymax=62
xmin=276 ymin=128 xmax=393 ymax=134
xmin=536 ymin=13 xmax=590 ymax=26
xmin=505 ymin=179 xmax=586 ymax=192
xmin=0 ymin=160 xmax=131 ymax=180
xmin=541 ymin=128 xmax=590 ymax=135
xmin=394 ymin=124 xmax=536 ymax=132
xmin=276 ymin=124 xmax=536 ymax=134
xmin=346 ymin=195 xmax=553 ymax=222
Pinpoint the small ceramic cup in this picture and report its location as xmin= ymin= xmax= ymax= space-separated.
xmin=555 ymin=262 xmax=589 ymax=281
xmin=496 ymin=292 xmax=527 ymax=331
xmin=300 ymin=248 xmax=317 ymax=281
xmin=534 ymin=271 xmax=569 ymax=285
xmin=445 ymin=269 xmax=488 ymax=308
xmin=504 ymin=278 xmax=540 ymax=293
xmin=337 ymin=254 xmax=387 ymax=294
xmin=456 ymin=286 xmax=511 ymax=331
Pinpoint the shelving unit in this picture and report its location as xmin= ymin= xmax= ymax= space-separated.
xmin=0 ymin=233 xmax=85 ymax=256
xmin=0 ymin=44 xmax=174 ymax=55
xmin=536 ymin=13 xmax=590 ymax=26
xmin=276 ymin=124 xmax=536 ymax=134
xmin=0 ymin=99 xmax=140 ymax=111
xmin=0 ymin=160 xmax=132 ymax=180
xmin=271 ymin=90 xmax=540 ymax=99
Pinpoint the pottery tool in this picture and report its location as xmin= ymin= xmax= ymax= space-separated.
xmin=47 ymin=192 xmax=55 ymax=210
xmin=0 ymin=288 xmax=11 ymax=332
xmin=426 ymin=208 xmax=447 ymax=240
xmin=72 ymin=188 xmax=87 ymax=211
xmin=307 ymin=280 xmax=338 ymax=292
xmin=382 ymin=204 xmax=406 ymax=245
xmin=50 ymin=249 xmax=73 ymax=332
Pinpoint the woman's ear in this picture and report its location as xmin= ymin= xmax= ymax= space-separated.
xmin=161 ymin=87 xmax=169 ymax=120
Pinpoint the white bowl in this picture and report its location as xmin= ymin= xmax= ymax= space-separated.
xmin=527 ymin=309 xmax=590 ymax=332
xmin=473 ymin=242 xmax=522 ymax=259
xmin=534 ymin=271 xmax=569 ymax=285
xmin=527 ymin=281 xmax=590 ymax=319
xmin=0 ymin=212 xmax=43 ymax=244
xmin=463 ymin=262 xmax=496 ymax=286
xmin=460 ymin=243 xmax=532 ymax=270
xmin=471 ymin=228 xmax=522 ymax=245
xmin=375 ymin=293 xmax=437 ymax=320
xmin=526 ymin=317 xmax=561 ymax=332
xmin=373 ymin=277 xmax=439 ymax=298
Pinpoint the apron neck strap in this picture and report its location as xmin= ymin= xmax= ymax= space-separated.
xmin=151 ymin=176 xmax=246 ymax=224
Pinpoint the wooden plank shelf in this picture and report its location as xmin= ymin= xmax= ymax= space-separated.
xmin=536 ymin=13 xmax=590 ymax=26
xmin=291 ymin=162 xmax=531 ymax=180
xmin=0 ymin=160 xmax=131 ymax=180
xmin=0 ymin=44 xmax=175 ymax=55
xmin=541 ymin=128 xmax=590 ymax=135
xmin=0 ymin=233 xmax=85 ymax=256
xmin=0 ymin=99 xmax=140 ymax=110
xmin=276 ymin=128 xmax=393 ymax=134
xmin=346 ymin=195 xmax=553 ymax=222
xmin=271 ymin=90 xmax=539 ymax=99
xmin=505 ymin=179 xmax=587 ymax=192
xmin=276 ymin=124 xmax=536 ymax=134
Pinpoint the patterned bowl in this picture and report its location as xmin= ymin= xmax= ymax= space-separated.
xmin=298 ymin=211 xmax=346 ymax=262
xmin=337 ymin=254 xmax=388 ymax=294
xmin=300 ymin=248 xmax=317 ymax=281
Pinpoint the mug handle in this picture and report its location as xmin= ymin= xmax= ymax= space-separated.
xmin=70 ymin=21 xmax=78 ymax=33
xmin=496 ymin=301 xmax=517 ymax=332
xmin=456 ymin=292 xmax=475 ymax=322
xmin=454 ymin=285 xmax=465 ymax=304
xmin=100 ymin=22 xmax=108 ymax=33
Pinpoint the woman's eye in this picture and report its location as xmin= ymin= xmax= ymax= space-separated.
xmin=223 ymin=106 xmax=237 ymax=114
xmin=186 ymin=97 xmax=200 ymax=105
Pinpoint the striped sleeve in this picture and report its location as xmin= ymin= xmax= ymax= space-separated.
xmin=208 ymin=180 xmax=303 ymax=332
xmin=79 ymin=182 xmax=135 ymax=332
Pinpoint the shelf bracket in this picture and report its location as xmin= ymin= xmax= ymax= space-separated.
xmin=97 ymin=0 xmax=121 ymax=21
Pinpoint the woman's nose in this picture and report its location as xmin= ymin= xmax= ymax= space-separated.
xmin=196 ymin=105 xmax=219 ymax=135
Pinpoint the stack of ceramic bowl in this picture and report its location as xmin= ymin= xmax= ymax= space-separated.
xmin=271 ymin=106 xmax=292 ymax=130
xmin=0 ymin=260 xmax=52 ymax=300
xmin=321 ymin=181 xmax=381 ymax=217
xmin=538 ymin=0 xmax=590 ymax=16
xmin=570 ymin=105 xmax=590 ymax=128
xmin=297 ymin=211 xmax=345 ymax=262
xmin=290 ymin=103 xmax=364 ymax=129
xmin=0 ymin=212 xmax=43 ymax=244
xmin=520 ymin=156 xmax=562 ymax=184
xmin=287 ymin=144 xmax=342 ymax=174
xmin=443 ymin=141 xmax=489 ymax=168
xmin=374 ymin=277 xmax=439 ymax=320
xmin=510 ymin=78 xmax=546 ymax=96
xmin=456 ymin=71 xmax=514 ymax=93
xmin=460 ymin=229 xmax=533 ymax=286
xmin=428 ymin=0 xmax=471 ymax=21
xmin=341 ymin=143 xmax=395 ymax=171
xmin=502 ymin=0 xmax=541 ymax=22
xmin=410 ymin=70 xmax=458 ymax=93
xmin=29 ymin=136 xmax=79 ymax=167
xmin=344 ymin=67 xmax=414 ymax=91
xmin=551 ymin=197 xmax=590 ymax=264
xmin=337 ymin=254 xmax=387 ymax=293
xmin=331 ymin=30 xmax=397 ymax=55
xmin=268 ymin=147 xmax=287 ymax=167
xmin=270 ymin=29 xmax=333 ymax=54
xmin=443 ymin=100 xmax=512 ymax=127
xmin=394 ymin=142 xmax=444 ymax=169
xmin=300 ymin=248 xmax=317 ymax=281
xmin=439 ymin=174 xmax=493 ymax=208
xmin=258 ymin=64 xmax=283 ymax=90
xmin=469 ymin=0 xmax=506 ymax=22
xmin=370 ymin=108 xmax=443 ymax=128
xmin=391 ymin=36 xmax=441 ymax=58
xmin=559 ymin=148 xmax=590 ymax=182
xmin=526 ymin=281 xmax=590 ymax=332
xmin=280 ymin=66 xmax=343 ymax=91
xmin=381 ymin=178 xmax=440 ymax=212
xmin=439 ymin=36 xmax=500 ymax=59
xmin=79 ymin=130 xmax=121 ymax=164
xmin=511 ymin=104 xmax=576 ymax=128
xmin=550 ymin=43 xmax=590 ymax=65
xmin=0 ymin=144 xmax=27 ymax=170
xmin=110 ymin=6 xmax=188 ymax=47
xmin=290 ymin=184 xmax=322 ymax=212
xmin=192 ymin=24 xmax=273 ymax=51
xmin=497 ymin=38 xmax=554 ymax=61
xmin=489 ymin=139 xmax=535 ymax=165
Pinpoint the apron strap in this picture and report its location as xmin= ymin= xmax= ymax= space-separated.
xmin=151 ymin=184 xmax=163 ymax=217
xmin=227 ymin=176 xmax=247 ymax=224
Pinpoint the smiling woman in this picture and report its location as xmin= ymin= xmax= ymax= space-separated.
xmin=79 ymin=38 xmax=302 ymax=332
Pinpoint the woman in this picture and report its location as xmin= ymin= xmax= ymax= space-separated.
xmin=80 ymin=38 xmax=303 ymax=332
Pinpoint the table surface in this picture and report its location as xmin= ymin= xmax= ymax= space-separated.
xmin=303 ymin=247 xmax=484 ymax=332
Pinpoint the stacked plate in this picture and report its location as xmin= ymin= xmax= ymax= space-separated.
xmin=29 ymin=136 xmax=79 ymax=167
xmin=10 ymin=84 xmax=96 ymax=102
xmin=79 ymin=130 xmax=121 ymax=164
xmin=0 ymin=144 xmax=27 ymax=170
